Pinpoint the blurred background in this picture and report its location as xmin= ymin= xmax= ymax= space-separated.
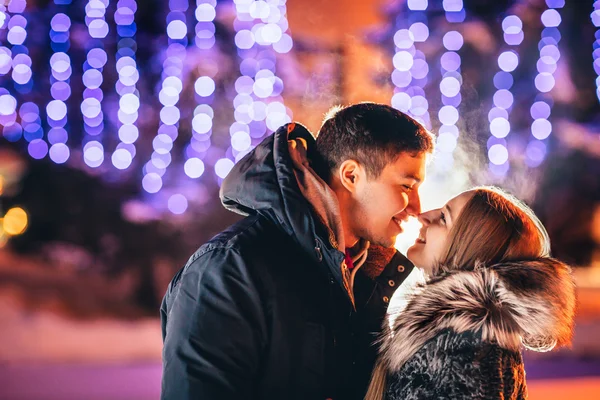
xmin=0 ymin=0 xmax=599 ymax=398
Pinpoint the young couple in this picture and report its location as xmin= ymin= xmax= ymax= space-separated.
xmin=160 ymin=103 xmax=575 ymax=400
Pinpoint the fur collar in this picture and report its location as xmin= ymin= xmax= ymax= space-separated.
xmin=379 ymin=258 xmax=576 ymax=372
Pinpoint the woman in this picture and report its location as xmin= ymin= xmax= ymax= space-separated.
xmin=366 ymin=187 xmax=576 ymax=400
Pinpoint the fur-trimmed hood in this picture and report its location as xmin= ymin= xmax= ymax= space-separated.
xmin=379 ymin=258 xmax=576 ymax=372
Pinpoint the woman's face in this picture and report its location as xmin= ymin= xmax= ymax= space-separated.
xmin=407 ymin=190 xmax=475 ymax=275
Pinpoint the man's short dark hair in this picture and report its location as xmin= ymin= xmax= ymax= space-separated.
xmin=314 ymin=102 xmax=435 ymax=181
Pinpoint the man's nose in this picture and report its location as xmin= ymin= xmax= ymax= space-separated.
xmin=406 ymin=190 xmax=422 ymax=216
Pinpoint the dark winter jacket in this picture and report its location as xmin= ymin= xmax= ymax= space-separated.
xmin=370 ymin=258 xmax=576 ymax=400
xmin=160 ymin=123 xmax=415 ymax=400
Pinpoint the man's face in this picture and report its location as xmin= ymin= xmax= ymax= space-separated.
xmin=349 ymin=152 xmax=427 ymax=248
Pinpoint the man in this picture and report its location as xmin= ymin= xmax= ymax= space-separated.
xmin=160 ymin=103 xmax=435 ymax=399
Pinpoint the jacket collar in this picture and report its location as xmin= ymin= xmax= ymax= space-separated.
xmin=379 ymin=258 xmax=576 ymax=373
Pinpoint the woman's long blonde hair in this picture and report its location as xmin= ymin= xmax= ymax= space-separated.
xmin=365 ymin=186 xmax=551 ymax=400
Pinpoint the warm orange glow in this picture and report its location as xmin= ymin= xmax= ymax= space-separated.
xmin=0 ymin=175 xmax=4 ymax=196
xmin=3 ymin=207 xmax=28 ymax=236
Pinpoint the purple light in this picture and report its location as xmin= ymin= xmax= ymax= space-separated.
xmin=3 ymin=123 xmax=23 ymax=142
xmin=111 ymin=148 xmax=133 ymax=170
xmin=440 ymin=76 xmax=460 ymax=97
xmin=530 ymin=101 xmax=551 ymax=119
xmin=163 ymin=76 xmax=183 ymax=93
xmin=81 ymin=98 xmax=102 ymax=118
xmin=498 ymin=51 xmax=519 ymax=72
xmin=438 ymin=105 xmax=459 ymax=125
xmin=493 ymin=71 xmax=513 ymax=90
xmin=502 ymin=15 xmax=522 ymax=34
xmin=12 ymin=64 xmax=31 ymax=84
xmin=493 ymin=89 xmax=514 ymax=109
xmin=7 ymin=26 xmax=26 ymax=45
xmin=51 ymin=13 xmax=71 ymax=32
xmin=410 ymin=59 xmax=429 ymax=80
xmin=142 ymin=173 xmax=163 ymax=193
xmin=231 ymin=131 xmax=251 ymax=151
xmin=28 ymin=139 xmax=49 ymax=160
xmin=48 ymin=127 xmax=68 ymax=144
xmin=440 ymin=52 xmax=461 ymax=71
xmin=488 ymin=144 xmax=509 ymax=165
xmin=119 ymin=93 xmax=140 ymax=114
xmin=50 ymin=82 xmax=71 ymax=101
xmin=0 ymin=94 xmax=17 ymax=115
xmin=531 ymin=118 xmax=552 ymax=140
xmin=504 ymin=31 xmax=524 ymax=46
xmin=409 ymin=22 xmax=429 ymax=42
xmin=442 ymin=0 xmax=463 ymax=12
xmin=192 ymin=113 xmax=212 ymax=133
xmin=540 ymin=44 xmax=560 ymax=62
xmin=437 ymin=132 xmax=457 ymax=153
xmin=392 ymin=70 xmax=412 ymax=88
xmin=151 ymin=152 xmax=171 ymax=169
xmin=46 ymin=100 xmax=67 ymax=120
xmin=537 ymin=57 xmax=557 ymax=74
xmin=88 ymin=19 xmax=109 ymax=38
xmin=215 ymin=158 xmax=234 ymax=179
xmin=273 ymin=34 xmax=293 ymax=53
xmin=152 ymin=134 xmax=174 ymax=154
xmin=526 ymin=140 xmax=547 ymax=164
xmin=83 ymin=69 xmax=103 ymax=89
xmin=394 ymin=29 xmax=414 ymax=49
xmin=168 ymin=194 xmax=188 ymax=215
xmin=541 ymin=9 xmax=561 ymax=27
xmin=194 ymin=76 xmax=215 ymax=97
xmin=488 ymin=107 xmax=508 ymax=122
xmin=490 ymin=117 xmax=510 ymax=138
xmin=118 ymin=125 xmax=139 ymax=144
xmin=534 ymin=72 xmax=555 ymax=92
xmin=253 ymin=77 xmax=274 ymax=98
xmin=235 ymin=30 xmax=255 ymax=49
xmin=546 ymin=0 xmax=565 ymax=7
xmin=407 ymin=0 xmax=428 ymax=10
xmin=393 ymin=51 xmax=414 ymax=72
xmin=442 ymin=31 xmax=463 ymax=51
xmin=87 ymin=48 xmax=108 ymax=68
xmin=49 ymin=143 xmax=70 ymax=164
xmin=159 ymin=106 xmax=181 ymax=125
xmin=167 ymin=20 xmax=187 ymax=40
xmin=184 ymin=158 xmax=205 ymax=178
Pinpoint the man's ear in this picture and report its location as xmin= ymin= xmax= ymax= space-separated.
xmin=337 ymin=159 xmax=364 ymax=193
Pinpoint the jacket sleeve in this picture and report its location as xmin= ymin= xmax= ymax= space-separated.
xmin=161 ymin=247 xmax=267 ymax=400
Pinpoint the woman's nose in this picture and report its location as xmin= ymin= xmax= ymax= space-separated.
xmin=418 ymin=210 xmax=434 ymax=225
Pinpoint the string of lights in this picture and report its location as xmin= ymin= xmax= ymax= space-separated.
xmin=592 ymin=1 xmax=600 ymax=103
xmin=525 ymin=0 xmax=564 ymax=168
xmin=435 ymin=0 xmax=466 ymax=171
xmin=111 ymin=0 xmax=139 ymax=171
xmin=223 ymin=0 xmax=293 ymax=181
xmin=46 ymin=2 xmax=73 ymax=164
xmin=183 ymin=0 xmax=216 ymax=187
xmin=0 ymin=0 xmax=35 ymax=148
xmin=486 ymin=14 xmax=524 ymax=177
xmin=81 ymin=0 xmax=110 ymax=169
xmin=391 ymin=0 xmax=432 ymax=130
xmin=141 ymin=0 xmax=188 ymax=196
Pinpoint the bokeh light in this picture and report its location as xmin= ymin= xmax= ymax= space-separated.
xmin=526 ymin=2 xmax=563 ymax=168
xmin=3 ymin=207 xmax=28 ymax=236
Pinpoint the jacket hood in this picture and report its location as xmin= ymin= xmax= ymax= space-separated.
xmin=379 ymin=258 xmax=576 ymax=373
xmin=220 ymin=123 xmax=352 ymax=296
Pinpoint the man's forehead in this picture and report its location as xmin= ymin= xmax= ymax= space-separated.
xmin=386 ymin=152 xmax=427 ymax=180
